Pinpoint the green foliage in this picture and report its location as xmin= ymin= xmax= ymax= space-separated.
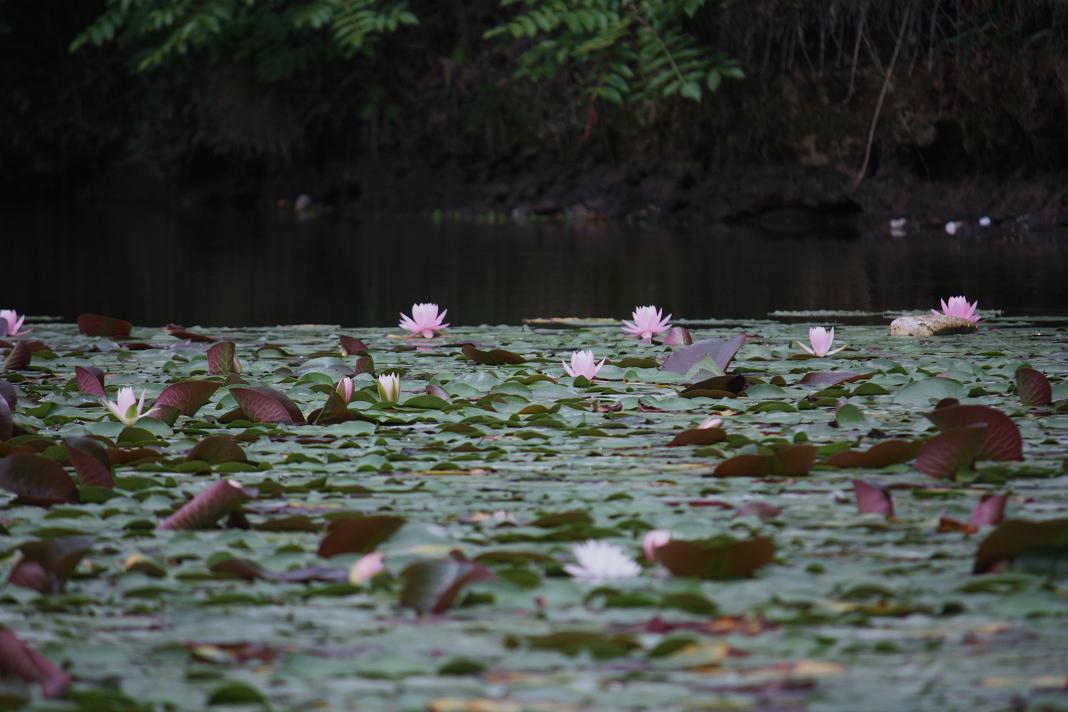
xmin=71 ymin=0 xmax=419 ymax=78
xmin=71 ymin=0 xmax=741 ymax=108
xmin=484 ymin=0 xmax=744 ymax=107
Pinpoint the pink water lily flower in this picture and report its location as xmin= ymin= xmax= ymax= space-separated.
xmin=104 ymin=386 xmax=148 ymax=426
xmin=336 ymin=376 xmax=354 ymax=404
xmin=399 ymin=302 xmax=449 ymax=338
xmin=349 ymin=551 xmax=385 ymax=585
xmin=622 ymin=305 xmax=672 ymax=341
xmin=0 ymin=309 xmax=27 ymax=337
xmin=798 ymin=327 xmax=845 ymax=357
xmin=563 ymin=350 xmax=606 ymax=380
xmin=642 ymin=530 xmax=671 ymax=562
xmin=933 ymin=295 xmax=980 ymax=323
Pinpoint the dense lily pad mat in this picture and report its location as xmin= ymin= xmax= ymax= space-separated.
xmin=1 ymin=318 xmax=1067 ymax=711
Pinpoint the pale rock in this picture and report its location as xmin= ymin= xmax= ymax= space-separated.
xmin=889 ymin=314 xmax=978 ymax=337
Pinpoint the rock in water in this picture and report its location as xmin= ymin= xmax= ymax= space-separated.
xmin=889 ymin=315 xmax=978 ymax=337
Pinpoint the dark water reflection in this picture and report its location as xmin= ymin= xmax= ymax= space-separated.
xmin=6 ymin=207 xmax=1067 ymax=326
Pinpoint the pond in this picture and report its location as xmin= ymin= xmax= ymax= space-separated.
xmin=6 ymin=206 xmax=1068 ymax=326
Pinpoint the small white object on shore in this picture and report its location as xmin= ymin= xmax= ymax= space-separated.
xmin=944 ymin=221 xmax=962 ymax=235
xmin=979 ymin=216 xmax=992 ymax=227
xmin=889 ymin=217 xmax=906 ymax=236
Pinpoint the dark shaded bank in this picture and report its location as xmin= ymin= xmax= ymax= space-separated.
xmin=3 ymin=1 xmax=1068 ymax=227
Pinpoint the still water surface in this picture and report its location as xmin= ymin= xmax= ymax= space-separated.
xmin=7 ymin=207 xmax=1067 ymax=326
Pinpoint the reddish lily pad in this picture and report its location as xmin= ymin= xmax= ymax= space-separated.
xmin=0 ymin=379 xmax=15 ymax=410
xmin=163 ymin=324 xmax=217 ymax=343
xmin=7 ymin=537 xmax=93 ymax=593
xmin=186 ymin=435 xmax=248 ymax=464
xmin=973 ymin=518 xmax=1068 ymax=574
xmin=339 ymin=335 xmax=369 ymax=356
xmin=969 ymin=494 xmax=1009 ymax=529
xmin=661 ymin=335 xmax=746 ymax=375
xmin=207 ymin=341 xmax=240 ymax=375
xmin=712 ymin=445 xmax=816 ymax=478
xmin=915 ymin=424 xmax=987 ymax=478
xmin=318 ymin=515 xmax=405 ymax=558
xmin=926 ymin=404 xmax=1023 ymax=461
xmin=653 ymin=536 xmax=775 ymax=580
xmin=0 ymin=453 xmax=79 ymax=506
xmin=680 ymin=374 xmax=748 ymax=398
xmin=661 ymin=326 xmax=693 ymax=346
xmin=798 ymin=371 xmax=871 ymax=387
xmin=461 ymin=344 xmax=526 ymax=365
xmin=4 ymin=342 xmax=31 ymax=370
xmin=77 ymin=313 xmax=132 ymax=337
xmin=155 ymin=380 xmax=221 ymax=417
xmin=852 ymin=480 xmax=894 ymax=518
xmin=1016 ymin=366 xmax=1053 ymax=407
xmin=158 ymin=479 xmax=257 ymax=530
xmin=0 ymin=626 xmax=72 ymax=699
xmin=63 ymin=436 xmax=114 ymax=488
xmin=231 ymin=387 xmax=305 ymax=425
xmin=823 ymin=440 xmax=922 ymax=469
xmin=74 ymin=366 xmax=106 ymax=398
xmin=667 ymin=427 xmax=727 ymax=447
xmin=399 ymin=555 xmax=494 ymax=615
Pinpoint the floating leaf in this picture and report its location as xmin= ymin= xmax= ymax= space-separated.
xmin=399 ymin=555 xmax=494 ymax=615
xmin=661 ymin=335 xmax=746 ymax=375
xmin=799 ymin=371 xmax=870 ymax=387
xmin=974 ymin=518 xmax=1068 ymax=574
xmin=158 ymin=479 xmax=256 ymax=530
xmin=0 ymin=398 xmax=10 ymax=442
xmin=317 ymin=515 xmax=405 ymax=558
xmin=661 ymin=327 xmax=693 ymax=346
xmin=77 ymin=313 xmax=132 ymax=337
xmin=0 ymin=626 xmax=72 ymax=699
xmin=63 ymin=436 xmax=114 ymax=488
xmin=915 ymin=425 xmax=987 ymax=478
xmin=461 ymin=344 xmax=526 ymax=365
xmin=0 ymin=379 xmax=15 ymax=410
xmin=1016 ymin=366 xmax=1053 ymax=406
xmin=155 ymin=380 xmax=221 ymax=416
xmin=186 ymin=435 xmax=247 ymax=465
xmin=680 ymin=374 xmax=747 ymax=398
xmin=668 ymin=427 xmax=726 ymax=447
xmin=852 ymin=480 xmax=894 ymax=518
xmin=926 ymin=404 xmax=1024 ymax=461
xmin=231 ymin=387 xmax=305 ymax=425
xmin=0 ymin=453 xmax=78 ymax=506
xmin=163 ymin=324 xmax=217 ymax=343
xmin=712 ymin=445 xmax=816 ymax=478
xmin=207 ymin=341 xmax=239 ymax=375
xmin=74 ymin=366 xmax=106 ymax=398
xmin=823 ymin=440 xmax=921 ymax=469
xmin=516 ymin=630 xmax=640 ymax=659
xmin=339 ymin=335 xmax=369 ymax=356
xmin=4 ymin=342 xmax=31 ymax=370
xmin=969 ymin=494 xmax=1008 ymax=529
xmin=653 ymin=536 xmax=775 ymax=580
xmin=8 ymin=537 xmax=92 ymax=593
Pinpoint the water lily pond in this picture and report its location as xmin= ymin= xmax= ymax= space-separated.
xmin=2 ymin=315 xmax=1067 ymax=711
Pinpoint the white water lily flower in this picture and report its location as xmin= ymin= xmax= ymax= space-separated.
xmin=564 ymin=540 xmax=641 ymax=581
xmin=104 ymin=386 xmax=148 ymax=426
xmin=376 ymin=373 xmax=401 ymax=402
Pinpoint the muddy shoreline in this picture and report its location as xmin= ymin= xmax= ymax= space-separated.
xmin=74 ymin=156 xmax=1068 ymax=233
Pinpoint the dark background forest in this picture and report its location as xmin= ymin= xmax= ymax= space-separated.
xmin=3 ymin=0 xmax=1068 ymax=224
